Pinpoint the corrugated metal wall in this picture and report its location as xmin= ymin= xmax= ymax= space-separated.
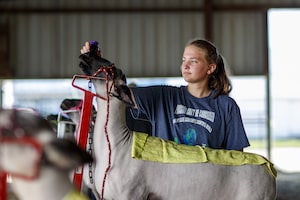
xmin=213 ymin=12 xmax=266 ymax=75
xmin=1 ymin=0 xmax=299 ymax=78
xmin=9 ymin=12 xmax=204 ymax=78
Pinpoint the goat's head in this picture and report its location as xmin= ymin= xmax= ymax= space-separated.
xmin=79 ymin=41 xmax=125 ymax=83
xmin=78 ymin=41 xmax=134 ymax=106
xmin=0 ymin=109 xmax=93 ymax=180
xmin=59 ymin=98 xmax=84 ymax=124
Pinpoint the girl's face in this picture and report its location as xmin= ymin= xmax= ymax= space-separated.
xmin=181 ymin=45 xmax=215 ymax=84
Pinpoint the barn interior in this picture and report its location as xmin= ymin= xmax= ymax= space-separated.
xmin=0 ymin=0 xmax=300 ymax=199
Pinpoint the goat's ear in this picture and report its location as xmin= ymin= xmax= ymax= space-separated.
xmin=60 ymin=99 xmax=82 ymax=110
xmin=116 ymin=85 xmax=134 ymax=107
xmin=44 ymin=139 xmax=93 ymax=170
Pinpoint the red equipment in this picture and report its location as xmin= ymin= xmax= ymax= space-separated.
xmin=0 ymin=172 xmax=7 ymax=200
xmin=71 ymin=75 xmax=97 ymax=190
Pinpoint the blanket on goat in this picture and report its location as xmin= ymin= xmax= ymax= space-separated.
xmin=62 ymin=190 xmax=89 ymax=200
xmin=131 ymin=132 xmax=277 ymax=178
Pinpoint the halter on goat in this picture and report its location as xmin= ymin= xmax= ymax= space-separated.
xmin=0 ymin=110 xmax=43 ymax=200
xmin=0 ymin=109 xmax=46 ymax=180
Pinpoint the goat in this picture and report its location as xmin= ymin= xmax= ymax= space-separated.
xmin=0 ymin=109 xmax=93 ymax=200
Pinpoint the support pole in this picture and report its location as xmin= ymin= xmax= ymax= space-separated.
xmin=0 ymin=172 xmax=7 ymax=200
xmin=73 ymin=91 xmax=94 ymax=190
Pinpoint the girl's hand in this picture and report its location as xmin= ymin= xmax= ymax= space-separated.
xmin=80 ymin=41 xmax=90 ymax=54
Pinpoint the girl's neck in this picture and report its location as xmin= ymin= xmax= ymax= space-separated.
xmin=187 ymin=84 xmax=211 ymax=98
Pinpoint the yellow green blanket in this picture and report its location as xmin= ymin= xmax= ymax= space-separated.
xmin=131 ymin=132 xmax=277 ymax=178
xmin=62 ymin=190 xmax=89 ymax=200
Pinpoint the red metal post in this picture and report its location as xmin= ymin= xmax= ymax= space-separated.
xmin=72 ymin=91 xmax=94 ymax=190
xmin=0 ymin=172 xmax=7 ymax=200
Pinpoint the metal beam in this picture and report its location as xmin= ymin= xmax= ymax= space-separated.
xmin=204 ymin=0 xmax=213 ymax=41
xmin=264 ymin=11 xmax=272 ymax=160
xmin=1 ymin=3 xmax=300 ymax=14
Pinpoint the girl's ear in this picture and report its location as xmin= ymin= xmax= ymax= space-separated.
xmin=207 ymin=64 xmax=217 ymax=74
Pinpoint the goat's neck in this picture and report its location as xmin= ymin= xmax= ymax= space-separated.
xmin=11 ymin=168 xmax=74 ymax=200
xmin=94 ymin=96 xmax=131 ymax=147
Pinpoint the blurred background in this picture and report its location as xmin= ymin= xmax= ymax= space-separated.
xmin=0 ymin=1 xmax=300 ymax=199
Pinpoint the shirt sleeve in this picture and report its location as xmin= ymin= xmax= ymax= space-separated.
xmin=130 ymin=86 xmax=163 ymax=121
xmin=223 ymin=98 xmax=250 ymax=150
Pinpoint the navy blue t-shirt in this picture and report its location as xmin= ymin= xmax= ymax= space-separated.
xmin=130 ymin=85 xmax=249 ymax=150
